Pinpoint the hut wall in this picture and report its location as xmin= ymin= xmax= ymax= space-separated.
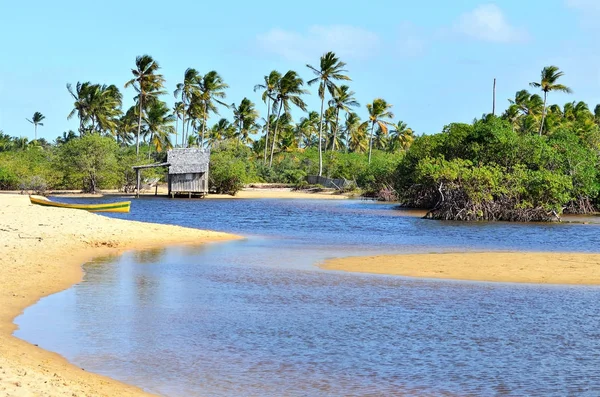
xmin=169 ymin=172 xmax=208 ymax=193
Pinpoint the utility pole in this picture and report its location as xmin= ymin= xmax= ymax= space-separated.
xmin=492 ymin=78 xmax=497 ymax=116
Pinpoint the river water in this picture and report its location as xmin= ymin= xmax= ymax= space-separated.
xmin=14 ymin=198 xmax=600 ymax=396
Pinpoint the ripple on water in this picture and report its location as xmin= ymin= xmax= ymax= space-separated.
xmin=15 ymin=199 xmax=600 ymax=396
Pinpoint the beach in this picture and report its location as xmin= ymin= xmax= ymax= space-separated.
xmin=0 ymin=194 xmax=240 ymax=397
xmin=321 ymin=251 xmax=600 ymax=285
xmin=3 ymin=192 xmax=600 ymax=396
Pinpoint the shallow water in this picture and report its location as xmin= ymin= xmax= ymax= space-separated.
xmin=15 ymin=198 xmax=600 ymax=396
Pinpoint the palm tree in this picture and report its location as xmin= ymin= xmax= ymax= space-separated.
xmin=124 ymin=55 xmax=166 ymax=155
xmin=67 ymin=81 xmax=92 ymax=134
xmin=530 ymin=66 xmax=573 ymax=136
xmin=232 ymin=98 xmax=259 ymax=145
xmin=323 ymin=106 xmax=337 ymax=150
xmin=173 ymin=101 xmax=185 ymax=147
xmin=328 ymin=85 xmax=359 ymax=151
xmin=26 ymin=112 xmax=45 ymax=140
xmin=276 ymin=113 xmax=297 ymax=152
xmin=0 ymin=131 xmax=15 ymax=152
xmin=14 ymin=136 xmax=29 ymax=150
xmin=197 ymin=71 xmax=229 ymax=146
xmin=174 ymin=68 xmax=201 ymax=147
xmin=269 ymin=70 xmax=308 ymax=167
xmin=307 ymin=52 xmax=351 ymax=176
xmin=296 ymin=111 xmax=320 ymax=148
xmin=361 ymin=99 xmax=394 ymax=163
xmin=143 ymin=101 xmax=174 ymax=153
xmin=346 ymin=113 xmax=367 ymax=153
xmin=389 ymin=121 xmax=414 ymax=152
xmin=117 ymin=107 xmax=137 ymax=146
xmin=206 ymin=118 xmax=236 ymax=147
xmin=90 ymin=85 xmax=123 ymax=134
xmin=55 ymin=130 xmax=77 ymax=146
xmin=373 ymin=125 xmax=389 ymax=150
xmin=254 ymin=71 xmax=282 ymax=164
xmin=502 ymin=104 xmax=521 ymax=132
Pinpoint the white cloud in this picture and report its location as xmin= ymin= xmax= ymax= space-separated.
xmin=256 ymin=25 xmax=380 ymax=62
xmin=565 ymin=0 xmax=600 ymax=12
xmin=565 ymin=0 xmax=600 ymax=29
xmin=454 ymin=4 xmax=529 ymax=43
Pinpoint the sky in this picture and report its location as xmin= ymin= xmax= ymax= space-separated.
xmin=0 ymin=0 xmax=599 ymax=142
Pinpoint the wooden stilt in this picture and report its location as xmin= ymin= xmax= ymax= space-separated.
xmin=135 ymin=169 xmax=141 ymax=198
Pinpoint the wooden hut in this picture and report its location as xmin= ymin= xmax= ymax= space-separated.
xmin=167 ymin=148 xmax=210 ymax=198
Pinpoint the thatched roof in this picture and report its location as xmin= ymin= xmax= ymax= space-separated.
xmin=167 ymin=148 xmax=210 ymax=174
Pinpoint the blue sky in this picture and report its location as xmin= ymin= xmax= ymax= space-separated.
xmin=0 ymin=0 xmax=598 ymax=142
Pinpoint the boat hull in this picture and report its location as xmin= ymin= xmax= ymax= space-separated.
xmin=29 ymin=196 xmax=131 ymax=213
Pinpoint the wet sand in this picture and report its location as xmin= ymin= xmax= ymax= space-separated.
xmin=321 ymin=252 xmax=600 ymax=285
xmin=0 ymin=194 xmax=240 ymax=397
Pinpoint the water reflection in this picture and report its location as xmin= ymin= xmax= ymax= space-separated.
xmin=133 ymin=247 xmax=166 ymax=264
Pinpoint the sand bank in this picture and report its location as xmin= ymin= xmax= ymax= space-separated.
xmin=321 ymin=252 xmax=600 ymax=285
xmin=0 ymin=194 xmax=240 ymax=396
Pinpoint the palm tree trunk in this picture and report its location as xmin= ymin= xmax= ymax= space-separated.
xmin=269 ymin=105 xmax=284 ymax=167
xmin=539 ymin=92 xmax=547 ymax=136
xmin=136 ymin=96 xmax=143 ymax=155
xmin=331 ymin=108 xmax=340 ymax=152
xmin=368 ymin=122 xmax=375 ymax=164
xmin=317 ymin=94 xmax=325 ymax=177
xmin=175 ymin=113 xmax=179 ymax=148
xmin=201 ymin=102 xmax=207 ymax=147
xmin=184 ymin=119 xmax=189 ymax=148
xmin=34 ymin=124 xmax=37 ymax=141
xmin=182 ymin=106 xmax=187 ymax=147
xmin=345 ymin=126 xmax=350 ymax=154
xmin=263 ymin=97 xmax=272 ymax=164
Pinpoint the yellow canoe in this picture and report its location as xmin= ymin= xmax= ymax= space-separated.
xmin=29 ymin=195 xmax=131 ymax=213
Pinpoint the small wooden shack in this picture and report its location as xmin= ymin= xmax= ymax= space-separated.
xmin=167 ymin=148 xmax=210 ymax=198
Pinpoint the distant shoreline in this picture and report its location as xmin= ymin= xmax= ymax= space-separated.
xmin=0 ymin=186 xmax=353 ymax=200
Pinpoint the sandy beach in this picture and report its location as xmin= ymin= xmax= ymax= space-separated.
xmin=321 ymin=251 xmax=600 ymax=285
xmin=4 ymin=191 xmax=600 ymax=396
xmin=0 ymin=194 xmax=240 ymax=397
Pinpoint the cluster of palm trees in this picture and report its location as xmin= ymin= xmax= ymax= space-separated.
xmin=0 ymin=131 xmax=51 ymax=151
xmin=20 ymin=58 xmax=595 ymax=169
xmin=59 ymin=52 xmax=415 ymax=164
xmin=501 ymin=65 xmax=599 ymax=136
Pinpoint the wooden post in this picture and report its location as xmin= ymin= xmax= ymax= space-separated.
xmin=135 ymin=169 xmax=141 ymax=198
xmin=492 ymin=78 xmax=496 ymax=116
xmin=155 ymin=183 xmax=158 ymax=196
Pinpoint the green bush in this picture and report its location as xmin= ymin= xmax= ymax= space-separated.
xmin=210 ymin=152 xmax=248 ymax=195
xmin=56 ymin=134 xmax=120 ymax=193
xmin=209 ymin=140 xmax=257 ymax=195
